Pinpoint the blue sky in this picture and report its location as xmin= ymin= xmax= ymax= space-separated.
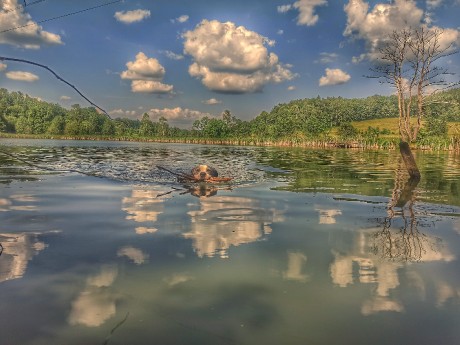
xmin=0 ymin=0 xmax=459 ymax=127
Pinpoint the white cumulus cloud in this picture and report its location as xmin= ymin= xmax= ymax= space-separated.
xmin=121 ymin=52 xmax=173 ymax=94
xmin=131 ymin=80 xmax=173 ymax=93
xmin=162 ymin=50 xmax=184 ymax=60
xmin=294 ymin=0 xmax=328 ymax=26
xmin=319 ymin=68 xmax=351 ymax=86
xmin=121 ymin=52 xmax=165 ymax=80
xmin=0 ymin=0 xmax=62 ymax=49
xmin=114 ymin=9 xmax=151 ymax=24
xmin=316 ymin=52 xmax=339 ymax=64
xmin=183 ymin=19 xmax=296 ymax=94
xmin=172 ymin=15 xmax=189 ymax=23
xmin=6 ymin=70 xmax=39 ymax=82
xmin=343 ymin=0 xmax=459 ymax=61
xmin=427 ymin=0 xmax=443 ymax=9
xmin=148 ymin=107 xmax=213 ymax=122
xmin=278 ymin=4 xmax=293 ymax=13
xmin=109 ymin=109 xmax=138 ymax=118
xmin=202 ymin=98 xmax=222 ymax=105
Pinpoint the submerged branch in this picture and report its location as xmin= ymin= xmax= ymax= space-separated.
xmin=102 ymin=312 xmax=130 ymax=345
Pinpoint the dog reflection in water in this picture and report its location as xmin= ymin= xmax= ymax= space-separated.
xmin=188 ymin=184 xmax=218 ymax=198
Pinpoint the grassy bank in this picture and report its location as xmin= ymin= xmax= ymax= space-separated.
xmin=350 ymin=118 xmax=460 ymax=136
xmin=2 ymin=118 xmax=460 ymax=151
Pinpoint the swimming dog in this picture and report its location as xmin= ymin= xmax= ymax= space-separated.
xmin=156 ymin=164 xmax=231 ymax=183
xmin=191 ymin=165 xmax=219 ymax=182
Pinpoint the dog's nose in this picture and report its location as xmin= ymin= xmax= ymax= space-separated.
xmin=200 ymin=172 xmax=207 ymax=179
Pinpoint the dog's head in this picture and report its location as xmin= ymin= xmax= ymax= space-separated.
xmin=191 ymin=165 xmax=218 ymax=181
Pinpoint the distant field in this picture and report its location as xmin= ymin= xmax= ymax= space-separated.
xmin=351 ymin=118 xmax=400 ymax=134
xmin=349 ymin=118 xmax=460 ymax=136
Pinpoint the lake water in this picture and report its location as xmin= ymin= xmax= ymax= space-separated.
xmin=1 ymin=139 xmax=460 ymax=345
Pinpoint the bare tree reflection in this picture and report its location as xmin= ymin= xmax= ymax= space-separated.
xmin=372 ymin=163 xmax=441 ymax=262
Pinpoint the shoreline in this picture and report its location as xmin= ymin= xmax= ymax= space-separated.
xmin=1 ymin=133 xmax=459 ymax=152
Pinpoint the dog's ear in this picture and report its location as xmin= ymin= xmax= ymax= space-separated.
xmin=191 ymin=166 xmax=201 ymax=176
xmin=207 ymin=166 xmax=218 ymax=177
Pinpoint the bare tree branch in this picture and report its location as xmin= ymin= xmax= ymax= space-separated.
xmin=0 ymin=56 xmax=111 ymax=118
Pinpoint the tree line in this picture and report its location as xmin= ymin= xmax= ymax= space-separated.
xmin=1 ymin=87 xmax=459 ymax=141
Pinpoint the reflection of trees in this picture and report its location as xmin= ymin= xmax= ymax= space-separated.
xmin=372 ymin=165 xmax=443 ymax=262
xmin=330 ymin=163 xmax=455 ymax=315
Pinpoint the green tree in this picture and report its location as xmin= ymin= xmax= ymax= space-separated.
xmin=203 ymin=118 xmax=227 ymax=137
xmin=101 ymin=118 xmax=116 ymax=136
xmin=425 ymin=115 xmax=448 ymax=137
xmin=47 ymin=116 xmax=66 ymax=135
xmin=338 ymin=122 xmax=358 ymax=139
xmin=139 ymin=113 xmax=155 ymax=137
xmin=158 ymin=116 xmax=169 ymax=137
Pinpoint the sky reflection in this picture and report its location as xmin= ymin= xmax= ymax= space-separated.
xmin=68 ymin=265 xmax=119 ymax=327
xmin=1 ymin=142 xmax=460 ymax=344
xmin=185 ymin=195 xmax=283 ymax=258
xmin=0 ymin=232 xmax=48 ymax=283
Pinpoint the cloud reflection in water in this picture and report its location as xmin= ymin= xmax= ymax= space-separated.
xmin=68 ymin=265 xmax=119 ymax=327
xmin=117 ymin=246 xmax=149 ymax=265
xmin=330 ymin=227 xmax=456 ymax=315
xmin=185 ymin=196 xmax=283 ymax=258
xmin=0 ymin=232 xmax=48 ymax=283
xmin=122 ymin=188 xmax=171 ymax=235
xmin=282 ymin=251 xmax=309 ymax=282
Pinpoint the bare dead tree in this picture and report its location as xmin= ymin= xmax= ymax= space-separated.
xmin=408 ymin=27 xmax=459 ymax=137
xmin=370 ymin=27 xmax=459 ymax=179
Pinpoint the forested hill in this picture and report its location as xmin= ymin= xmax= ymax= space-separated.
xmin=1 ymin=87 xmax=459 ymax=140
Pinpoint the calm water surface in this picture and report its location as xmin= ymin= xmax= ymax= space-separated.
xmin=1 ymin=139 xmax=460 ymax=345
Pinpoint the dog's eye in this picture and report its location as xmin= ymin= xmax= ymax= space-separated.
xmin=206 ymin=168 xmax=218 ymax=177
